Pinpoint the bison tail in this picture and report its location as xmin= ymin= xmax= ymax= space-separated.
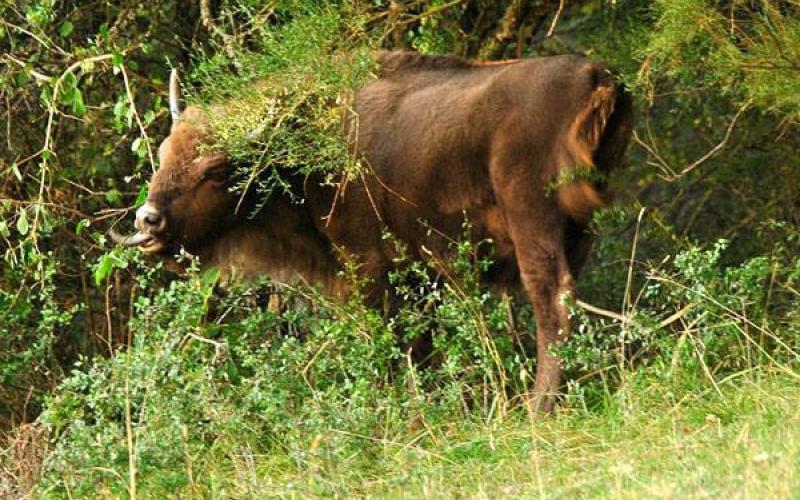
xmin=556 ymin=66 xmax=633 ymax=224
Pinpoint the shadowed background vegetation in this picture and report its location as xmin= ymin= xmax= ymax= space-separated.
xmin=1 ymin=0 xmax=800 ymax=496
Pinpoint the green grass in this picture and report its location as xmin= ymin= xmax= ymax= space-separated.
xmin=135 ymin=368 xmax=800 ymax=498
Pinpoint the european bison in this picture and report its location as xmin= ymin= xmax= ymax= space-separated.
xmin=112 ymin=51 xmax=633 ymax=412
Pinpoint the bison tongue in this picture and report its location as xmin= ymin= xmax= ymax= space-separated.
xmin=109 ymin=229 xmax=153 ymax=247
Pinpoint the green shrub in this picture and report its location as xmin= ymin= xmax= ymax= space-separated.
xmin=562 ymin=233 xmax=800 ymax=412
xmin=38 ymin=234 xmax=531 ymax=495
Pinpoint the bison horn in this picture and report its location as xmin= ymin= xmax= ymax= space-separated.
xmin=109 ymin=228 xmax=153 ymax=247
xmin=169 ymin=68 xmax=183 ymax=123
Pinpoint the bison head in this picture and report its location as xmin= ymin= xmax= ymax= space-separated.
xmin=111 ymin=70 xmax=239 ymax=255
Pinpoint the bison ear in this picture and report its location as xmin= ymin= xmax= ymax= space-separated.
xmin=198 ymin=154 xmax=231 ymax=183
xmin=169 ymin=69 xmax=184 ymax=123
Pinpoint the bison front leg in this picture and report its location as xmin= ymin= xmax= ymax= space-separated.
xmin=493 ymin=174 xmax=576 ymax=413
xmin=507 ymin=233 xmax=575 ymax=414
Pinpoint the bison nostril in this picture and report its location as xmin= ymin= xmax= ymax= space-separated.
xmin=136 ymin=204 xmax=165 ymax=232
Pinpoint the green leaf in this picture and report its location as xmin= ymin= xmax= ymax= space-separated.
xmin=113 ymin=100 xmax=126 ymax=118
xmin=0 ymin=220 xmax=9 ymax=238
xmin=71 ymin=88 xmax=86 ymax=117
xmin=94 ymin=248 xmax=128 ymax=286
xmin=80 ymin=60 xmax=95 ymax=73
xmin=112 ymin=53 xmax=124 ymax=67
xmin=201 ymin=267 xmax=221 ymax=289
xmin=16 ymin=209 xmax=29 ymax=236
xmin=105 ymin=189 xmax=122 ymax=204
xmin=132 ymin=137 xmax=148 ymax=158
xmin=109 ymin=248 xmax=128 ymax=268
xmin=134 ymin=185 xmax=148 ymax=207
xmin=36 ymin=204 xmax=54 ymax=233
xmin=76 ymin=219 xmax=90 ymax=235
xmin=59 ymin=20 xmax=74 ymax=38
xmin=200 ymin=267 xmax=221 ymax=302
xmin=94 ymin=253 xmax=113 ymax=286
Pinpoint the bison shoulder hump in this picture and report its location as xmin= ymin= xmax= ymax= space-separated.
xmin=376 ymin=50 xmax=472 ymax=76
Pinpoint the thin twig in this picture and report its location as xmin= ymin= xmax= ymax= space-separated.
xmin=575 ymin=299 xmax=626 ymax=323
xmin=4 ymin=54 xmax=53 ymax=82
xmin=546 ymin=0 xmax=566 ymax=37
xmin=120 ymin=66 xmax=157 ymax=172
xmin=0 ymin=18 xmax=70 ymax=57
xmin=659 ymin=99 xmax=752 ymax=182
xmin=632 ymin=130 xmax=673 ymax=177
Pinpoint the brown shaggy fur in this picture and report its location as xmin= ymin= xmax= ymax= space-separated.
xmin=133 ymin=51 xmax=633 ymax=412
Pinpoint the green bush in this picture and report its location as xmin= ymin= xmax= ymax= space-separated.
xmin=36 ymin=228 xmax=800 ymax=495
xmin=38 ymin=234 xmax=533 ymax=495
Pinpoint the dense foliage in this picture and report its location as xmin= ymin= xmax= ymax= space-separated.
xmin=1 ymin=0 xmax=799 ymax=496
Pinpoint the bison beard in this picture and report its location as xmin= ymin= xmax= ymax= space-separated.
xmin=113 ymin=51 xmax=633 ymax=413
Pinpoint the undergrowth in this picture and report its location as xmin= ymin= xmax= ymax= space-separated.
xmin=13 ymin=225 xmax=799 ymax=497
